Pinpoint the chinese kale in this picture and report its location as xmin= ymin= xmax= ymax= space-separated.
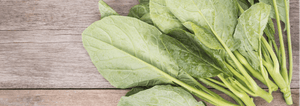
xmin=83 ymin=0 xmax=294 ymax=105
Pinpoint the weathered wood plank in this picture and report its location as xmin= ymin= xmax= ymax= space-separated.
xmin=0 ymin=90 xmax=128 ymax=106
xmin=0 ymin=0 xmax=298 ymax=89
xmin=0 ymin=0 xmax=139 ymax=88
xmin=0 ymin=0 xmax=137 ymax=30
xmin=0 ymin=89 xmax=298 ymax=106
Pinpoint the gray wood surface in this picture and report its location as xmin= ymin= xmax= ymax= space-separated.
xmin=0 ymin=89 xmax=298 ymax=106
xmin=0 ymin=0 xmax=298 ymax=89
xmin=0 ymin=0 xmax=299 ymax=105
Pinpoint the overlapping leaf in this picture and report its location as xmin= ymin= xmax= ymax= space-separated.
xmin=128 ymin=2 xmax=153 ymax=24
xmin=82 ymin=16 xmax=223 ymax=89
xmin=165 ymin=0 xmax=240 ymax=50
xmin=234 ymin=3 xmax=271 ymax=71
xmin=149 ymin=0 xmax=185 ymax=33
xmin=118 ymin=85 xmax=205 ymax=106
xmin=259 ymin=0 xmax=288 ymax=26
xmin=98 ymin=0 xmax=119 ymax=18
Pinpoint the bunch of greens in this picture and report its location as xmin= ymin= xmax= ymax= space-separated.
xmin=82 ymin=0 xmax=293 ymax=105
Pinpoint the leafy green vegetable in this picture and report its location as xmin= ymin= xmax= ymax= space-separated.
xmin=234 ymin=2 xmax=270 ymax=72
xmin=128 ymin=3 xmax=149 ymax=19
xmin=82 ymin=15 xmax=235 ymax=105
xmin=160 ymin=31 xmax=223 ymax=78
xmin=169 ymin=28 xmax=234 ymax=77
xmin=83 ymin=15 xmax=225 ymax=87
xmin=166 ymin=0 xmax=273 ymax=102
xmin=128 ymin=2 xmax=153 ymax=24
xmin=149 ymin=0 xmax=185 ymax=33
xmin=82 ymin=16 xmax=173 ymax=88
xmin=118 ymin=85 xmax=205 ymax=106
xmin=125 ymin=87 xmax=146 ymax=96
xmin=98 ymin=0 xmax=119 ymax=18
xmin=233 ymin=2 xmax=280 ymax=94
xmin=83 ymin=0 xmax=295 ymax=105
xmin=139 ymin=13 xmax=153 ymax=24
xmin=164 ymin=0 xmax=241 ymax=77
xmin=165 ymin=0 xmax=239 ymax=50
xmin=260 ymin=0 xmax=293 ymax=104
xmin=237 ymin=0 xmax=251 ymax=11
xmin=259 ymin=0 xmax=287 ymax=25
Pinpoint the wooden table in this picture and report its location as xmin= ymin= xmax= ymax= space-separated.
xmin=0 ymin=0 xmax=298 ymax=105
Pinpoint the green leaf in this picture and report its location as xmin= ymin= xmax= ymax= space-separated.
xmin=264 ymin=19 xmax=276 ymax=40
xmin=125 ymin=88 xmax=146 ymax=96
xmin=165 ymin=0 xmax=240 ymax=51
xmin=164 ymin=0 xmax=242 ymax=78
xmin=118 ymin=85 xmax=206 ymax=106
xmin=128 ymin=3 xmax=153 ymax=24
xmin=82 ymin=16 xmax=216 ymax=88
xmin=237 ymin=0 xmax=251 ymax=10
xmin=259 ymin=0 xmax=288 ymax=26
xmin=234 ymin=3 xmax=271 ymax=71
xmin=149 ymin=0 xmax=185 ymax=33
xmin=98 ymin=0 xmax=119 ymax=18
xmin=139 ymin=13 xmax=153 ymax=24
xmin=160 ymin=33 xmax=223 ymax=78
xmin=128 ymin=3 xmax=149 ymax=19
xmin=167 ymin=29 xmax=232 ymax=77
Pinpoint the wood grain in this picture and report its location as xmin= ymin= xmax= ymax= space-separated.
xmin=0 ymin=0 xmax=298 ymax=89
xmin=0 ymin=89 xmax=298 ymax=106
xmin=0 ymin=0 xmax=138 ymax=88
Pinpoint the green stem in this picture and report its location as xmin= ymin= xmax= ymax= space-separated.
xmin=236 ymin=0 xmax=277 ymax=93
xmin=262 ymin=43 xmax=272 ymax=65
xmin=206 ymin=78 xmax=227 ymax=88
xmin=229 ymin=78 xmax=257 ymax=96
xmin=198 ymin=1 xmax=271 ymax=102
xmin=225 ymin=56 xmax=273 ymax=102
xmin=262 ymin=38 xmax=293 ymax=105
xmin=284 ymin=0 xmax=293 ymax=85
xmin=197 ymin=5 xmax=258 ymax=92
xmin=193 ymin=78 xmax=224 ymax=100
xmin=234 ymin=51 xmax=278 ymax=92
xmin=224 ymin=63 xmax=250 ymax=86
xmin=259 ymin=35 xmax=272 ymax=94
xmin=157 ymin=70 xmax=236 ymax=105
xmin=271 ymin=0 xmax=288 ymax=84
xmin=199 ymin=78 xmax=244 ymax=106
xmin=218 ymin=75 xmax=255 ymax=106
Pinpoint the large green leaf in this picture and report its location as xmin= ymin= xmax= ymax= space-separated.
xmin=164 ymin=0 xmax=240 ymax=76
xmin=259 ymin=0 xmax=288 ymax=25
xmin=98 ymin=0 xmax=119 ymax=18
xmin=234 ymin=3 xmax=271 ymax=71
xmin=149 ymin=0 xmax=185 ymax=33
xmin=82 ymin=16 xmax=221 ymax=88
xmin=118 ymin=85 xmax=205 ymax=106
xmin=165 ymin=0 xmax=239 ymax=50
